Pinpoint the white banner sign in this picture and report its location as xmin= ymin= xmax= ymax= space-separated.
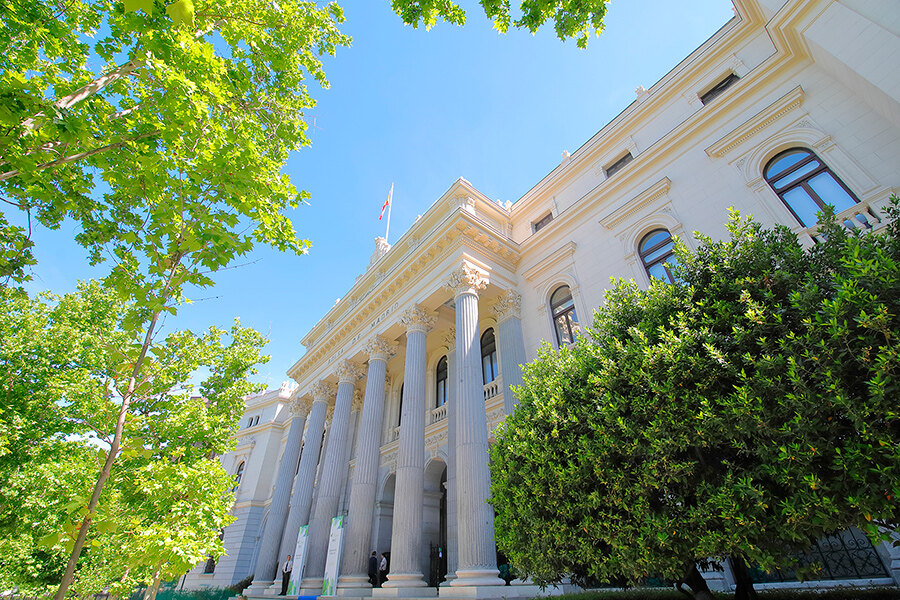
xmin=321 ymin=516 xmax=345 ymax=596
xmin=287 ymin=524 xmax=309 ymax=596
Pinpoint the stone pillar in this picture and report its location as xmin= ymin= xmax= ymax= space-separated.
xmin=275 ymin=382 xmax=333 ymax=575
xmin=445 ymin=265 xmax=503 ymax=589
xmin=380 ymin=305 xmax=435 ymax=593
xmin=302 ymin=360 xmax=364 ymax=592
xmin=442 ymin=328 xmax=459 ymax=584
xmin=493 ymin=290 xmax=526 ymax=414
xmin=338 ymin=336 xmax=397 ymax=592
xmin=246 ymin=396 xmax=310 ymax=593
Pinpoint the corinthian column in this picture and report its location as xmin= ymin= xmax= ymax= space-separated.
xmin=445 ymin=264 xmax=503 ymax=588
xmin=442 ymin=328 xmax=459 ymax=584
xmin=338 ymin=335 xmax=397 ymax=592
xmin=380 ymin=305 xmax=435 ymax=593
xmin=492 ymin=290 xmax=527 ymax=414
xmin=277 ymin=381 xmax=333 ymax=573
xmin=245 ymin=396 xmax=310 ymax=595
xmin=302 ymin=360 xmax=364 ymax=591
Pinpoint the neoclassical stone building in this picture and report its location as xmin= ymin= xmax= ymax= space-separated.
xmin=183 ymin=0 xmax=900 ymax=595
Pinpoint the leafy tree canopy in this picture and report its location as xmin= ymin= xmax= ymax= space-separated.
xmin=490 ymin=202 xmax=900 ymax=599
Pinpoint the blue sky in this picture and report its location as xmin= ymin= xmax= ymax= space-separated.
xmin=23 ymin=0 xmax=736 ymax=389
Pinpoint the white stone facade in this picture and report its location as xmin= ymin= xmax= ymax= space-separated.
xmin=183 ymin=0 xmax=900 ymax=594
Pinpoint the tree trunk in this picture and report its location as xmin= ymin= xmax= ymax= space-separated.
xmin=144 ymin=566 xmax=163 ymax=600
xmin=53 ymin=308 xmax=163 ymax=600
xmin=677 ymin=562 xmax=715 ymax=600
xmin=730 ymin=556 xmax=757 ymax=600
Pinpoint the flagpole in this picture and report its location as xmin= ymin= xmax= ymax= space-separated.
xmin=384 ymin=183 xmax=393 ymax=243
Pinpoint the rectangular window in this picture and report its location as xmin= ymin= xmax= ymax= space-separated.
xmin=604 ymin=152 xmax=633 ymax=178
xmin=532 ymin=212 xmax=553 ymax=232
xmin=700 ymin=73 xmax=739 ymax=105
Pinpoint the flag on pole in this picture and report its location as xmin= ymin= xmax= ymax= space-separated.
xmin=379 ymin=184 xmax=393 ymax=220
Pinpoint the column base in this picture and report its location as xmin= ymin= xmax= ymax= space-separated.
xmin=336 ymin=574 xmax=375 ymax=596
xmin=299 ymin=577 xmax=324 ymax=596
xmin=245 ymin=580 xmax=276 ymax=597
xmin=379 ymin=572 xmax=429 ymax=589
xmin=373 ymin=573 xmax=435 ymax=597
xmin=449 ymin=569 xmax=504 ymax=588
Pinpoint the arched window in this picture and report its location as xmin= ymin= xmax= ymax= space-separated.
xmin=639 ymin=229 xmax=677 ymax=283
xmin=481 ymin=329 xmax=498 ymax=384
xmin=435 ymin=355 xmax=448 ymax=407
xmin=550 ymin=285 xmax=579 ymax=346
xmin=233 ymin=461 xmax=245 ymax=492
xmin=764 ymin=148 xmax=859 ymax=228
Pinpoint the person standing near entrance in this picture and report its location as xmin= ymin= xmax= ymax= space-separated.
xmin=378 ymin=552 xmax=388 ymax=586
xmin=368 ymin=551 xmax=378 ymax=586
xmin=280 ymin=554 xmax=293 ymax=596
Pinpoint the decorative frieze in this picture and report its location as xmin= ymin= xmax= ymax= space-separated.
xmin=365 ymin=334 xmax=397 ymax=362
xmin=335 ymin=359 xmax=364 ymax=385
xmin=444 ymin=264 xmax=488 ymax=297
xmin=491 ymin=290 xmax=522 ymax=323
xmin=400 ymin=304 xmax=436 ymax=334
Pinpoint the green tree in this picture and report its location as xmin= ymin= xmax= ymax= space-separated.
xmin=490 ymin=203 xmax=900 ymax=600
xmin=0 ymin=282 xmax=267 ymax=595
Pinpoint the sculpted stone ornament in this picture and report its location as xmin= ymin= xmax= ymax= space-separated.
xmin=400 ymin=304 xmax=436 ymax=334
xmin=335 ymin=359 xmax=364 ymax=385
xmin=289 ymin=395 xmax=312 ymax=415
xmin=441 ymin=326 xmax=456 ymax=350
xmin=444 ymin=264 xmax=488 ymax=298
xmin=492 ymin=289 xmax=522 ymax=323
xmin=351 ymin=389 xmax=364 ymax=413
xmin=365 ymin=334 xmax=397 ymax=362
xmin=311 ymin=380 xmax=336 ymax=403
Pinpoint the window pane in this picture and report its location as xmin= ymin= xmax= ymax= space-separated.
xmin=642 ymin=242 xmax=674 ymax=264
xmin=555 ymin=314 xmax=574 ymax=345
xmin=550 ymin=286 xmax=573 ymax=310
xmin=640 ymin=230 xmax=670 ymax=253
xmin=782 ymin=187 xmax=820 ymax=227
xmin=765 ymin=150 xmax=810 ymax=179
xmin=647 ymin=262 xmax=670 ymax=281
xmin=437 ymin=380 xmax=446 ymax=406
xmin=807 ymin=172 xmax=857 ymax=213
xmin=772 ymin=160 xmax=820 ymax=190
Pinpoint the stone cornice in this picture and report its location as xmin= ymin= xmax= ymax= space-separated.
xmin=522 ymin=241 xmax=576 ymax=282
xmin=443 ymin=264 xmax=488 ymax=298
xmin=705 ymin=85 xmax=804 ymax=158
xmin=599 ymin=177 xmax=672 ymax=230
xmin=400 ymin=304 xmax=436 ymax=334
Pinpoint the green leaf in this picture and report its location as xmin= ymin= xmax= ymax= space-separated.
xmin=165 ymin=0 xmax=194 ymax=28
xmin=124 ymin=0 xmax=154 ymax=15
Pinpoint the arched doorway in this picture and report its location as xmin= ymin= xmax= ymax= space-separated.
xmin=423 ymin=458 xmax=447 ymax=587
xmin=373 ymin=472 xmax=396 ymax=567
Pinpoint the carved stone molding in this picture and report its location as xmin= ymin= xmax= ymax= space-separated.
xmin=400 ymin=304 xmax=436 ymax=334
xmin=492 ymin=289 xmax=522 ymax=323
xmin=352 ymin=389 xmax=364 ymax=413
xmin=311 ymin=380 xmax=336 ymax=403
xmin=443 ymin=263 xmax=488 ymax=298
xmin=289 ymin=395 xmax=312 ymax=415
xmin=441 ymin=327 xmax=456 ymax=350
xmin=335 ymin=359 xmax=364 ymax=385
xmin=365 ymin=334 xmax=397 ymax=362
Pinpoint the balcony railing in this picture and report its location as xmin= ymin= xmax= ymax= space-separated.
xmin=429 ymin=404 xmax=447 ymax=425
xmin=484 ymin=376 xmax=502 ymax=400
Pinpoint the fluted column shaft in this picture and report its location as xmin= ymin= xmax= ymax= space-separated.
xmin=248 ymin=403 xmax=308 ymax=588
xmin=339 ymin=338 xmax=393 ymax=588
xmin=496 ymin=293 xmax=526 ymax=414
xmin=278 ymin=390 xmax=330 ymax=564
xmin=305 ymin=364 xmax=361 ymax=582
xmin=445 ymin=336 xmax=459 ymax=581
xmin=449 ymin=268 xmax=502 ymax=587
xmin=383 ymin=306 xmax=433 ymax=588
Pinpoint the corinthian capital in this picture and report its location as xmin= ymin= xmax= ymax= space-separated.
xmin=365 ymin=335 xmax=398 ymax=362
xmin=400 ymin=304 xmax=436 ymax=334
xmin=311 ymin=380 xmax=336 ymax=403
xmin=492 ymin=289 xmax=522 ymax=323
xmin=289 ymin=395 xmax=312 ymax=416
xmin=444 ymin=264 xmax=488 ymax=298
xmin=335 ymin=359 xmax=364 ymax=385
